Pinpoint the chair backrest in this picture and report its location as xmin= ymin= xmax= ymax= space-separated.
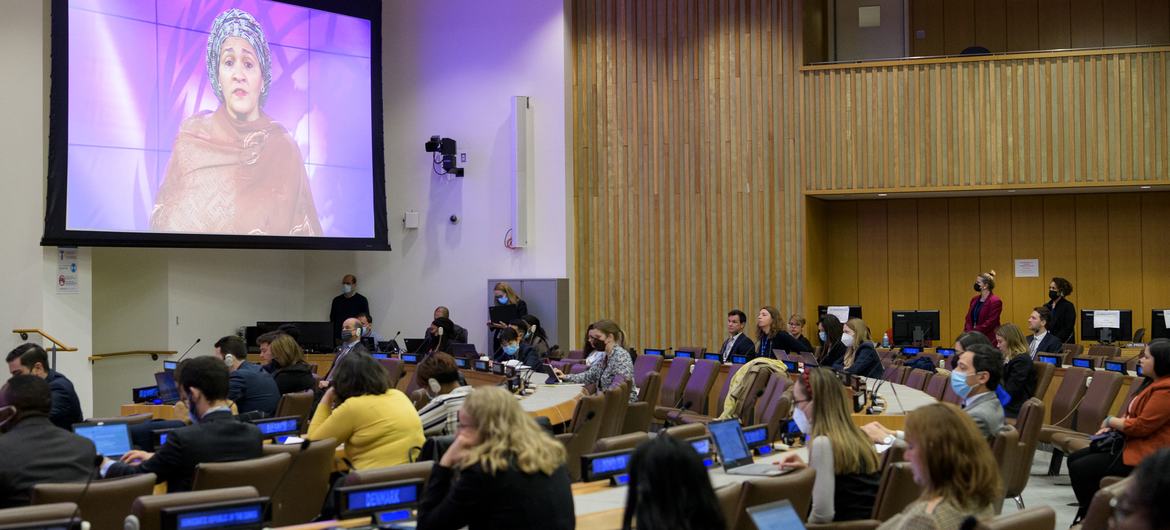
xmin=1077 ymin=476 xmax=1133 ymax=530
xmin=560 ymin=392 xmax=607 ymax=481
xmin=657 ymin=358 xmax=694 ymax=407
xmin=633 ymin=354 xmax=664 ymax=390
xmin=680 ymin=359 xmax=721 ymax=415
xmin=1004 ymin=398 xmax=1045 ymax=499
xmin=924 ymin=373 xmax=948 ymax=400
xmin=132 ymin=487 xmax=259 ymax=530
xmin=32 ymin=474 xmax=157 ymax=530
xmin=871 ymin=462 xmax=924 ymax=521
xmin=1060 ymin=343 xmax=1084 ymax=357
xmin=982 ymin=506 xmax=1056 ymax=530
xmin=191 ymin=453 xmax=291 ymax=498
xmin=715 ymin=364 xmax=744 ymax=416
xmin=662 ymin=422 xmax=708 ymax=441
xmin=567 ymin=349 xmax=586 ymax=360
xmin=941 ymin=377 xmax=963 ymax=404
xmin=1087 ymin=344 xmax=1121 ymax=357
xmin=593 ymin=432 xmax=649 ymax=452
xmin=0 ymin=503 xmax=78 ymax=526
xmin=1031 ymin=360 xmax=1055 ymax=400
xmin=638 ymin=371 xmax=662 ymax=405
xmin=597 ymin=381 xmax=631 ymax=439
xmin=261 ymin=438 xmax=338 ymax=526
xmin=1133 ymin=328 xmax=1147 ymax=344
xmin=377 ymin=358 xmax=404 ymax=388
xmin=903 ymin=368 xmax=930 ymax=390
xmin=749 ymin=376 xmax=787 ymax=425
xmin=1048 ymin=367 xmax=1090 ymax=427
xmin=882 ymin=364 xmax=902 ymax=382
xmin=1073 ymin=370 xmax=1124 ymax=434
xmin=728 ymin=369 xmax=776 ymax=422
xmin=1119 ymin=376 xmax=1146 ymax=414
xmin=274 ymin=390 xmax=315 ymax=429
xmin=622 ymin=372 xmax=661 ymax=435
xmin=992 ymin=425 xmax=1021 ymax=510
xmin=733 ymin=467 xmax=816 ymax=530
xmin=343 ymin=461 xmax=432 ymax=487
xmin=714 ymin=483 xmax=744 ymax=530
xmin=83 ymin=412 xmax=154 ymax=425
xmin=755 ymin=385 xmax=793 ymax=442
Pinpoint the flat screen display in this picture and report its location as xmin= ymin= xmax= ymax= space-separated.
xmin=254 ymin=416 xmax=299 ymax=437
xmin=73 ymin=422 xmax=132 ymax=457
xmin=45 ymin=0 xmax=387 ymax=250
xmin=743 ymin=427 xmax=768 ymax=446
xmin=166 ymin=501 xmax=265 ymax=530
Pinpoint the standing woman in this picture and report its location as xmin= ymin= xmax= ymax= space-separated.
xmin=1046 ymin=277 xmax=1076 ymax=344
xmin=837 ymin=318 xmax=883 ymax=378
xmin=788 ymin=314 xmax=815 ymax=352
xmin=964 ymin=271 xmax=1003 ymax=343
xmin=817 ymin=314 xmax=847 ymax=368
xmin=487 ymin=282 xmax=527 ymax=352
xmin=995 ymin=323 xmax=1036 ymax=419
xmin=754 ymin=307 xmax=807 ymax=360
xmin=554 ymin=320 xmax=638 ymax=401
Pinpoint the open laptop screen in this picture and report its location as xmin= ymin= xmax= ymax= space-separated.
xmin=708 ymin=419 xmax=752 ymax=468
xmin=747 ymin=499 xmax=806 ymax=530
xmin=73 ymin=422 xmax=131 ymax=457
xmin=154 ymin=371 xmax=180 ymax=403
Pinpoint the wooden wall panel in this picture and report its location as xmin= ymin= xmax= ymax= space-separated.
xmin=826 ymin=202 xmax=860 ymax=304
xmin=1136 ymin=0 xmax=1170 ymax=45
xmin=1009 ymin=197 xmax=1046 ymax=327
xmin=1006 ymin=0 xmax=1040 ymax=52
xmin=916 ymin=199 xmax=952 ymax=339
xmin=886 ymin=200 xmax=920 ymax=335
xmin=1103 ymin=0 xmax=1138 ymax=47
xmin=1140 ymin=194 xmax=1170 ymax=331
xmin=1038 ymin=0 xmax=1073 ymax=49
xmin=910 ymin=0 xmax=945 ymax=56
xmin=943 ymin=0 xmax=977 ymax=54
xmin=947 ymin=199 xmax=982 ymax=344
xmin=856 ymin=203 xmax=891 ymax=334
xmin=1070 ymin=0 xmax=1105 ymax=48
xmin=1108 ymin=195 xmax=1144 ymax=332
xmin=975 ymin=0 xmax=1008 ymax=52
xmin=1074 ymin=195 xmax=1111 ymax=310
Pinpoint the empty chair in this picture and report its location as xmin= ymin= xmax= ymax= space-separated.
xmin=596 ymin=381 xmax=631 ymax=440
xmin=0 ymin=503 xmax=78 ymax=527
xmin=1001 ymin=399 xmax=1045 ymax=510
xmin=750 ymin=381 xmax=793 ymax=442
xmin=656 ymin=358 xmax=694 ymax=409
xmin=981 ymin=506 xmax=1056 ymax=530
xmin=1040 ymin=366 xmax=1090 ymax=431
xmin=882 ymin=365 xmax=908 ymax=385
xmin=622 ymin=371 xmax=662 ymax=434
xmin=1087 ymin=344 xmax=1121 ymax=358
xmin=378 ymin=358 xmax=404 ymax=388
xmin=732 ymin=467 xmax=816 ymax=530
xmin=671 ymin=364 xmax=746 ymax=425
xmin=991 ymin=427 xmax=1021 ymax=513
xmin=902 ymin=368 xmax=930 ymax=391
xmin=941 ymin=378 xmax=963 ymax=404
xmin=924 ymin=373 xmax=948 ymax=400
xmin=31 ymin=474 xmax=156 ymax=530
xmin=83 ymin=412 xmax=154 ymax=425
xmin=273 ymin=390 xmax=314 ymax=429
xmin=1051 ymin=375 xmax=1146 ymax=455
xmin=555 ymin=392 xmax=606 ymax=481
xmin=714 ymin=363 xmax=744 ymax=416
xmin=344 ymin=461 xmax=433 ymax=487
xmin=1041 ymin=369 xmax=1122 ymax=475
xmin=132 ymin=486 xmax=259 ymax=530
xmin=1133 ymin=328 xmax=1146 ymax=343
xmin=191 ymin=453 xmax=291 ymax=498
xmin=1031 ymin=360 xmax=1055 ymax=400
xmin=262 ymin=438 xmax=338 ymax=526
xmin=593 ymin=432 xmax=649 ymax=452
xmin=714 ymin=483 xmax=745 ymax=530
xmin=632 ymin=354 xmax=664 ymax=390
xmin=871 ymin=462 xmax=924 ymax=521
xmin=750 ymin=376 xmax=789 ymax=428
xmin=1060 ymin=343 xmax=1084 ymax=358
xmin=656 ymin=359 xmax=720 ymax=420
xmin=662 ymin=422 xmax=708 ymax=441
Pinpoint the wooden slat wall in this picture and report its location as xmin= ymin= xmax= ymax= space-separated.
xmin=570 ymin=0 xmax=1170 ymax=351
xmin=811 ymin=192 xmax=1170 ymax=344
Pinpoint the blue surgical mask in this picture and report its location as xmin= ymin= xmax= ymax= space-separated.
xmin=818 ymin=331 xmax=827 ymax=342
xmin=950 ymin=370 xmax=973 ymax=399
xmin=503 ymin=344 xmax=519 ymax=356
xmin=342 ymin=284 xmax=354 ymax=294
xmin=497 ymin=295 xmax=509 ymax=304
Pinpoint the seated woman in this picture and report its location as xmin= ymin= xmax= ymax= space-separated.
xmin=417 ymin=386 xmax=574 ymax=530
xmin=494 ymin=328 xmax=541 ymax=369
xmin=267 ymin=333 xmax=316 ymax=395
xmin=776 ymin=368 xmax=881 ymax=523
xmin=307 ymin=352 xmax=424 ymax=470
xmin=1069 ymin=339 xmax=1170 ymax=523
xmin=622 ymin=435 xmax=725 ymax=530
xmin=788 ymin=314 xmax=815 ymax=352
xmin=878 ymin=402 xmax=1000 ymax=530
xmin=834 ymin=318 xmax=883 ymax=379
xmin=553 ymin=320 xmax=637 ymax=401
xmin=416 ymin=353 xmax=472 ymax=436
xmin=753 ymin=306 xmax=808 ymax=360
xmin=1113 ymin=448 xmax=1170 ymax=530
xmin=995 ymin=323 xmax=1036 ymax=418
xmin=816 ymin=314 xmax=847 ymax=367
xmin=581 ymin=323 xmax=604 ymax=366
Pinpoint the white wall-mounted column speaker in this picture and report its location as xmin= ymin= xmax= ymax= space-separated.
xmin=511 ymin=96 xmax=535 ymax=248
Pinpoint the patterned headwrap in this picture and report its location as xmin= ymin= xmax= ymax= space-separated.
xmin=206 ymin=9 xmax=273 ymax=106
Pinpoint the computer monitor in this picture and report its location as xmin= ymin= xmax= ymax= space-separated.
xmin=474 ymin=359 xmax=490 ymax=372
xmin=580 ymin=449 xmax=634 ymax=484
xmin=252 ymin=416 xmax=300 ymax=440
xmin=1070 ymin=357 xmax=1096 ymax=370
xmin=703 ymin=353 xmax=722 ymax=362
xmin=642 ymin=348 xmax=664 ymax=356
xmin=1103 ymin=360 xmax=1128 ymax=375
xmin=1152 ymin=309 xmax=1170 ymax=341
xmin=730 ymin=354 xmax=748 ymax=365
xmin=162 ymin=360 xmax=178 ymax=372
xmin=256 ymin=321 xmax=334 ymax=353
xmin=891 ymin=310 xmax=940 ymax=345
xmin=454 ymin=357 xmax=470 ymax=369
xmin=674 ymin=349 xmax=695 ymax=359
xmin=72 ymin=422 xmax=132 ymax=458
xmin=160 ymin=498 xmax=268 ymax=530
xmin=1079 ymin=310 xmax=1133 ymax=344
xmin=400 ymin=352 xmax=422 ymax=365
xmin=335 ymin=480 xmax=423 ymax=521
xmin=742 ymin=425 xmax=772 ymax=454
xmin=1037 ymin=354 xmax=1062 ymax=367
xmin=132 ymin=385 xmax=160 ymax=403
xmin=817 ymin=305 xmax=863 ymax=320
xmin=935 ymin=347 xmax=956 ymax=358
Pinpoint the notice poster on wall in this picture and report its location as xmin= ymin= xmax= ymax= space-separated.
xmin=57 ymin=248 xmax=79 ymax=294
xmin=1014 ymin=259 xmax=1039 ymax=278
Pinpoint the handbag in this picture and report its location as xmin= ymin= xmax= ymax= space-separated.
xmin=1088 ymin=430 xmax=1125 ymax=455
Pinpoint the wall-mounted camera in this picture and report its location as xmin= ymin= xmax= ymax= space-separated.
xmin=424 ymin=135 xmax=464 ymax=177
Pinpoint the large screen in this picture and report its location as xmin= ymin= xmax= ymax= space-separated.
xmin=43 ymin=0 xmax=388 ymax=250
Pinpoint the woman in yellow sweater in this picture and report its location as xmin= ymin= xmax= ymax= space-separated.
xmin=308 ymin=352 xmax=424 ymax=469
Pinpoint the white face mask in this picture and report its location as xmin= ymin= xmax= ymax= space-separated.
xmin=342 ymin=284 xmax=354 ymax=294
xmin=793 ymin=407 xmax=812 ymax=434
xmin=841 ymin=333 xmax=855 ymax=348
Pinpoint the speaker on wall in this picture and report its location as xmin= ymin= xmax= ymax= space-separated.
xmin=511 ymin=96 xmax=535 ymax=248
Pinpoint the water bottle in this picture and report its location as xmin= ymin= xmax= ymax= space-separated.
xmin=882 ymin=332 xmax=890 ymax=349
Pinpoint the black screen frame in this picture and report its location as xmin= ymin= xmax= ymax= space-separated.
xmin=43 ymin=0 xmax=389 ymax=251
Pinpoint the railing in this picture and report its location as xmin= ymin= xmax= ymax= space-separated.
xmin=89 ymin=350 xmax=177 ymax=362
xmin=12 ymin=328 xmax=78 ymax=370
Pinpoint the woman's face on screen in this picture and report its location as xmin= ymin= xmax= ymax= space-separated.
xmin=218 ymin=37 xmax=263 ymax=121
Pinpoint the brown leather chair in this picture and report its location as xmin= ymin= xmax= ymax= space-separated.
xmin=593 ymin=432 xmax=649 ymax=452
xmin=879 ymin=443 xmax=906 ymax=470
xmin=657 ymin=359 xmax=721 ymax=420
xmin=991 ymin=426 xmax=1021 ymax=514
xmin=1087 ymin=344 xmax=1121 ymax=358
xmin=597 ymin=381 xmax=632 ymax=440
xmin=622 ymin=371 xmax=662 ymax=434
xmin=752 ymin=382 xmax=793 ymax=442
xmin=871 ymin=462 xmax=923 ymax=521
xmin=1031 ymin=360 xmax=1055 ymax=401
xmin=656 ymin=358 xmax=694 ymax=408
xmin=83 ymin=412 xmax=155 ymax=425
xmin=1052 ymin=375 xmax=1145 ymax=455
xmin=881 ymin=365 xmax=908 ymax=385
xmin=0 ymin=503 xmax=78 ymax=526
xmin=132 ymin=486 xmax=259 ymax=530
xmin=714 ymin=482 xmax=745 ymax=530
xmin=191 ymin=453 xmax=291 ymax=497
xmin=924 ymin=373 xmax=948 ymax=400
xmin=262 ymin=438 xmax=338 ymax=526
xmin=1002 ymin=398 xmax=1045 ymax=510
xmin=980 ymin=506 xmax=1056 ymax=530
xmin=662 ymin=422 xmax=708 ymax=441
xmin=378 ymin=358 xmax=404 ymax=389
xmin=32 ymin=473 xmax=157 ymax=530
xmin=1071 ymin=476 xmax=1132 ymax=530
xmin=902 ymin=368 xmax=930 ymax=391
xmin=1060 ymin=343 xmax=1084 ymax=358
xmin=567 ymin=349 xmax=585 ymax=360
xmin=1040 ymin=366 xmax=1090 ymax=431
xmin=633 ymin=354 xmax=664 ymax=390
xmin=274 ymin=390 xmax=315 ymax=430
xmin=556 ymin=392 xmax=607 ymax=481
xmin=343 ymin=461 xmax=432 ymax=487
xmin=1042 ymin=370 xmax=1123 ymax=475
xmin=733 ymin=467 xmax=816 ymax=530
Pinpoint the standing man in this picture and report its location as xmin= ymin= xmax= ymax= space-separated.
xmin=718 ymin=310 xmax=755 ymax=362
xmin=330 ymin=274 xmax=370 ymax=344
xmin=1026 ymin=306 xmax=1064 ymax=359
xmin=6 ymin=344 xmax=83 ymax=430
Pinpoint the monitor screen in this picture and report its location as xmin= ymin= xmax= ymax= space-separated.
xmin=474 ymin=359 xmax=490 ymax=371
xmin=371 ymin=353 xmax=389 ymax=359
xmin=346 ymin=484 xmax=419 ymax=511
xmin=935 ymin=348 xmax=955 ymax=357
xmin=675 ymin=351 xmax=694 ymax=358
xmin=743 ymin=426 xmax=768 ymax=446
xmin=1071 ymin=358 xmax=1094 ymax=369
xmin=163 ymin=360 xmax=178 ymax=372
xmin=708 ymin=420 xmax=750 ymax=464
xmin=730 ymin=354 xmax=748 ymax=364
xmin=901 ymin=347 xmax=922 ymax=355
xmin=1104 ymin=361 xmax=1126 ymax=373
xmin=690 ymin=437 xmax=711 ymax=456
xmin=642 ymin=349 xmax=664 ymax=356
xmin=155 ymin=371 xmax=180 ymax=403
xmin=1038 ymin=354 xmax=1061 ymax=366
xmin=162 ymin=500 xmax=265 ymax=530
xmin=254 ymin=417 xmax=299 ymax=437
xmin=584 ymin=451 xmax=632 ymax=481
xmin=73 ymin=423 xmax=132 ymax=457
xmin=782 ymin=360 xmax=798 ymax=372
xmin=704 ymin=353 xmax=722 ymax=362
xmin=746 ymin=499 xmax=805 ymax=530
xmin=133 ymin=385 xmax=160 ymax=402
xmin=400 ymin=353 xmax=420 ymax=364
xmin=45 ymin=0 xmax=388 ymax=250
xmin=454 ymin=357 xmax=470 ymax=369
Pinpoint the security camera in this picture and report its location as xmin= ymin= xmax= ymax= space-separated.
xmin=424 ymin=135 xmax=457 ymax=156
xmin=425 ymin=135 xmax=465 ymax=177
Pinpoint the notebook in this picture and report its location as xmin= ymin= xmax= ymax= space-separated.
xmin=708 ymin=419 xmax=785 ymax=476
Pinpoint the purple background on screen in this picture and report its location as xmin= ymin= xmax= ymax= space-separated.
xmin=66 ymin=0 xmax=374 ymax=237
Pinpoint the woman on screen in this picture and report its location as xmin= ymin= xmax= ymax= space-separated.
xmin=150 ymin=9 xmax=322 ymax=236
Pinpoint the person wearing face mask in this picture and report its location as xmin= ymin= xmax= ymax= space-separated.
xmin=834 ymin=318 xmax=883 ymax=378
xmin=581 ymin=323 xmax=606 ymax=366
xmin=754 ymin=306 xmax=808 ymax=360
xmin=774 ymin=368 xmax=881 ymax=523
xmin=494 ymin=327 xmax=541 ymax=369
xmin=102 ymin=356 xmax=264 ymax=492
xmin=0 ymin=375 xmax=96 ymax=508
xmin=330 ymin=274 xmax=371 ymax=344
xmin=554 ymin=320 xmax=638 ymax=402
xmin=213 ymin=335 xmax=280 ymax=417
xmin=816 ymin=314 xmax=847 ymax=368
xmin=1044 ymin=277 xmax=1076 ymax=344
xmin=321 ymin=317 xmax=370 ymax=388
xmin=487 ymin=282 xmax=528 ymax=352
xmin=963 ymin=271 xmax=1002 ymax=343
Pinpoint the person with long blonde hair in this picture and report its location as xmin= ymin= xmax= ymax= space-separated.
xmin=776 ymin=368 xmax=882 ymax=522
xmin=418 ymin=386 xmax=573 ymax=529
xmin=836 ymin=318 xmax=883 ymax=378
xmin=754 ymin=306 xmax=807 ymax=360
xmin=995 ymin=323 xmax=1036 ymax=418
xmin=877 ymin=402 xmax=1001 ymax=530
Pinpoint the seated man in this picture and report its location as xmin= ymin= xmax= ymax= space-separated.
xmin=494 ymin=327 xmax=540 ymax=368
xmin=214 ymin=335 xmax=280 ymax=418
xmin=0 ymin=375 xmax=97 ymax=508
xmin=6 ymin=343 xmax=83 ymax=429
xmin=102 ymin=356 xmax=263 ymax=492
xmin=426 ymin=306 xmax=469 ymax=344
xmin=355 ymin=312 xmax=386 ymax=344
xmin=415 ymin=353 xmax=472 ymax=435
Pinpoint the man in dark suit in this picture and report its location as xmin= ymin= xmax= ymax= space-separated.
xmin=718 ymin=310 xmax=756 ymax=362
xmin=320 ymin=318 xmax=370 ymax=388
xmin=426 ymin=306 xmax=469 ymax=344
xmin=214 ymin=335 xmax=280 ymax=417
xmin=1026 ymin=306 xmax=1064 ymax=359
xmin=6 ymin=343 xmax=83 ymax=430
xmin=0 ymin=375 xmax=96 ymax=508
xmin=101 ymin=356 xmax=263 ymax=492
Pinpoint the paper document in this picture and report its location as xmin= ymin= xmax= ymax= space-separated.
xmin=1014 ymin=259 xmax=1039 ymax=278
xmin=1093 ymin=310 xmax=1120 ymax=329
xmin=1164 ymin=310 xmax=1170 ymax=325
xmin=828 ymin=306 xmax=851 ymax=322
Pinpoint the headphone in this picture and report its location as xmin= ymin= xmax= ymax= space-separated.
xmin=223 ymin=354 xmax=236 ymax=368
xmin=428 ymin=378 xmax=442 ymax=395
xmin=435 ymin=326 xmax=444 ymax=336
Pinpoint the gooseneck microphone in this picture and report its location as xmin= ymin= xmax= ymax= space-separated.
xmin=175 ymin=338 xmax=202 ymax=363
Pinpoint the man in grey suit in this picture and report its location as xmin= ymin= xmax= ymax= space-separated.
xmin=953 ymin=344 xmax=1006 ymax=440
xmin=0 ymin=375 xmax=96 ymax=508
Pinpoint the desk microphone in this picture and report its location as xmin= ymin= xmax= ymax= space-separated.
xmin=175 ymin=338 xmax=202 ymax=363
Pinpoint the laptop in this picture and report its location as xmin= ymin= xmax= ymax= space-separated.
xmin=73 ymin=421 xmax=132 ymax=458
xmin=488 ymin=304 xmax=521 ymax=325
xmin=154 ymin=371 xmax=181 ymax=404
xmin=448 ymin=343 xmax=477 ymax=358
xmin=403 ymin=338 xmax=426 ymax=353
xmin=708 ymin=419 xmax=785 ymax=476
xmin=746 ymin=499 xmax=807 ymax=530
